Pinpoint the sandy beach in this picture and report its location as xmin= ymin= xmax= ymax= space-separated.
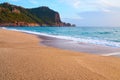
xmin=0 ymin=29 xmax=120 ymax=80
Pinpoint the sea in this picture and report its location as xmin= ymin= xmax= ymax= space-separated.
xmin=4 ymin=26 xmax=120 ymax=48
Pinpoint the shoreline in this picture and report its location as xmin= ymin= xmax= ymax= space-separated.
xmin=1 ymin=29 xmax=120 ymax=80
xmin=38 ymin=34 xmax=120 ymax=55
xmin=2 ymin=27 xmax=120 ymax=56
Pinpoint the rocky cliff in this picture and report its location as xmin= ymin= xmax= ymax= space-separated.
xmin=0 ymin=2 xmax=75 ymax=27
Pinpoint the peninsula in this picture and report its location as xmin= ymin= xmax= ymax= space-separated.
xmin=0 ymin=2 xmax=75 ymax=27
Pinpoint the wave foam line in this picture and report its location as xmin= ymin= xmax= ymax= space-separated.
xmin=102 ymin=52 xmax=120 ymax=56
xmin=4 ymin=28 xmax=120 ymax=48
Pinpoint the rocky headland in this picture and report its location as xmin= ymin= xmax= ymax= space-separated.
xmin=0 ymin=2 xmax=75 ymax=27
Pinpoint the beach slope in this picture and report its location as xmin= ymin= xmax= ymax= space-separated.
xmin=0 ymin=29 xmax=120 ymax=80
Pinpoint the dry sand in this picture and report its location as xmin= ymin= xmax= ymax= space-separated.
xmin=0 ymin=29 xmax=120 ymax=80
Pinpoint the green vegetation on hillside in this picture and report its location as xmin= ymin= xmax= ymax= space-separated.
xmin=28 ymin=7 xmax=61 ymax=25
xmin=0 ymin=2 xmax=74 ymax=27
xmin=0 ymin=3 xmax=43 ymax=24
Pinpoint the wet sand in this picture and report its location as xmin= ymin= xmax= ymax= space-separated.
xmin=39 ymin=35 xmax=120 ymax=55
xmin=0 ymin=29 xmax=120 ymax=80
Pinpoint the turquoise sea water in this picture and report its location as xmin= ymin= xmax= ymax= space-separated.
xmin=5 ymin=27 xmax=120 ymax=48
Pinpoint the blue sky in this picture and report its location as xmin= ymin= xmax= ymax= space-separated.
xmin=0 ymin=0 xmax=120 ymax=27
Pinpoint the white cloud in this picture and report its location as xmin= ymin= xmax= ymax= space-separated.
xmin=102 ymin=9 xmax=111 ymax=13
xmin=60 ymin=0 xmax=120 ymax=26
xmin=59 ymin=0 xmax=120 ymax=12
xmin=95 ymin=0 xmax=120 ymax=12
xmin=73 ymin=0 xmax=81 ymax=8
xmin=10 ymin=0 xmax=20 ymax=2
xmin=29 ymin=0 xmax=38 ymax=4
xmin=60 ymin=0 xmax=81 ymax=8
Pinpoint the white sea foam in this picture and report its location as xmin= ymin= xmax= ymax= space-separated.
xmin=102 ymin=52 xmax=120 ymax=56
xmin=4 ymin=28 xmax=120 ymax=48
xmin=0 ymin=27 xmax=7 ymax=29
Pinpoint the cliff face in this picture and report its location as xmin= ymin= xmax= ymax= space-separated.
xmin=28 ymin=6 xmax=63 ymax=26
xmin=0 ymin=2 xmax=75 ymax=27
xmin=54 ymin=13 xmax=62 ymax=26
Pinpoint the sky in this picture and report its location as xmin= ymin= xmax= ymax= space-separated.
xmin=0 ymin=0 xmax=120 ymax=27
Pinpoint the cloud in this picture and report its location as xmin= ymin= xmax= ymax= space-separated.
xmin=9 ymin=0 xmax=20 ymax=2
xmin=59 ymin=0 xmax=120 ymax=12
xmin=94 ymin=0 xmax=120 ymax=12
xmin=73 ymin=0 xmax=81 ymax=8
xmin=59 ymin=0 xmax=81 ymax=8
xmin=29 ymin=0 xmax=38 ymax=4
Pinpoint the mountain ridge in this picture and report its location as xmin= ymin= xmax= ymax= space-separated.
xmin=0 ymin=2 xmax=75 ymax=27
